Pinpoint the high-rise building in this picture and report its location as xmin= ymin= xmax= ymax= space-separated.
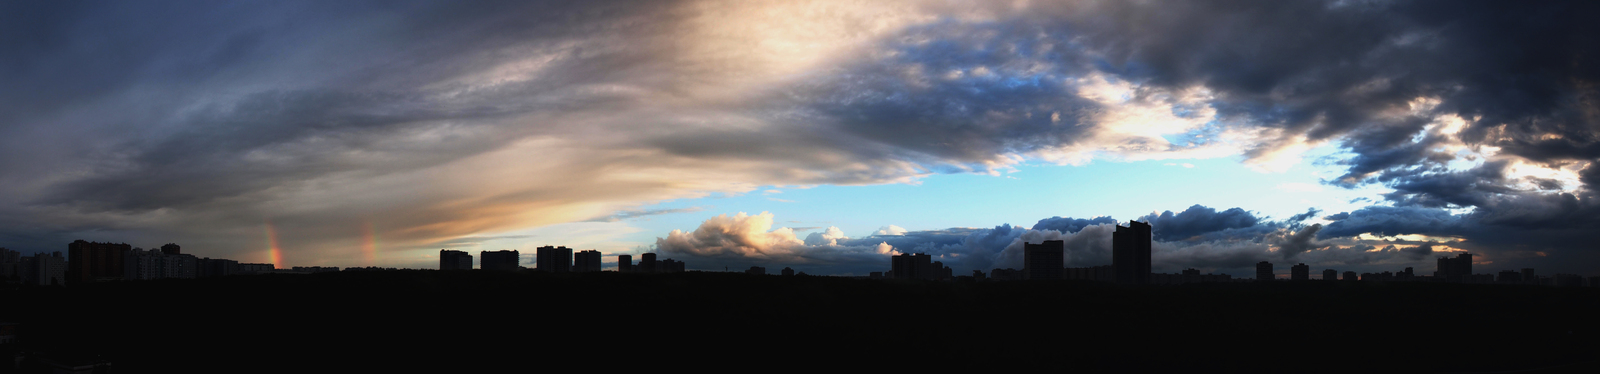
xmin=618 ymin=255 xmax=633 ymax=272
xmin=1323 ymin=269 xmax=1337 ymax=281
xmin=67 ymin=240 xmax=131 ymax=285
xmin=1023 ymin=240 xmax=1064 ymax=280
xmin=1256 ymin=261 xmax=1273 ymax=281
xmin=1342 ymin=271 xmax=1357 ymax=281
xmin=439 ymin=250 xmax=472 ymax=270
xmin=22 ymin=252 xmax=65 ymax=286
xmin=1112 ymin=221 xmax=1152 ymax=285
xmin=640 ymin=253 xmax=657 ymax=273
xmin=891 ymin=253 xmax=933 ymax=280
xmin=480 ymin=250 xmax=520 ymax=271
xmin=1291 ymin=263 xmax=1309 ymax=281
xmin=1435 ymin=253 xmax=1472 ymax=282
xmin=0 ymin=247 xmax=19 ymax=281
xmin=536 ymin=246 xmax=573 ymax=272
xmin=1521 ymin=268 xmax=1535 ymax=283
xmin=573 ymin=250 xmax=602 ymax=272
xmin=781 ymin=267 xmax=795 ymax=276
xmin=745 ymin=266 xmax=765 ymax=275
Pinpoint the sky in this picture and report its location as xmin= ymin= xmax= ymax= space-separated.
xmin=3 ymin=0 xmax=1598 ymax=278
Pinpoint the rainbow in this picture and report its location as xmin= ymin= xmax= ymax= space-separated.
xmin=361 ymin=221 xmax=379 ymax=266
xmin=264 ymin=221 xmax=283 ymax=268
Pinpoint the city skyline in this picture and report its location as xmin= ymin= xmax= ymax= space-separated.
xmin=2 ymin=1 xmax=1599 ymax=278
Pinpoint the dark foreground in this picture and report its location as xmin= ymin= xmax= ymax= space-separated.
xmin=2 ymin=271 xmax=1597 ymax=373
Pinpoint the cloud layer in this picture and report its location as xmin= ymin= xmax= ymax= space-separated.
xmin=1 ymin=1 xmax=1595 ymax=273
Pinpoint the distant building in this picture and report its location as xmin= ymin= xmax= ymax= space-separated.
xmin=21 ymin=252 xmax=65 ymax=286
xmin=745 ymin=266 xmax=765 ymax=275
xmin=237 ymin=263 xmax=275 ymax=274
xmin=1291 ymin=263 xmax=1309 ymax=281
xmin=1435 ymin=253 xmax=1472 ymax=282
xmin=781 ymin=267 xmax=795 ymax=276
xmin=0 ymin=247 xmax=19 ymax=281
xmin=1553 ymin=274 xmax=1584 ymax=287
xmin=573 ymin=250 xmax=602 ymax=272
xmin=122 ymin=247 xmax=199 ymax=280
xmin=439 ymin=250 xmax=472 ymax=270
xmin=989 ymin=268 xmax=1022 ymax=281
xmin=291 ymin=266 xmax=340 ymax=273
xmin=1342 ymin=271 xmax=1357 ymax=281
xmin=640 ymin=253 xmax=657 ymax=273
xmin=1497 ymin=270 xmax=1522 ymax=283
xmin=1256 ymin=261 xmax=1273 ymax=281
xmin=67 ymin=240 xmax=131 ymax=285
xmin=536 ymin=246 xmax=572 ymax=272
xmin=1065 ymin=265 xmax=1114 ymax=282
xmin=1323 ymin=269 xmax=1337 ymax=281
xmin=1113 ymin=221 xmax=1152 ymax=285
xmin=618 ymin=255 xmax=633 ymax=272
xmin=480 ymin=250 xmax=520 ymax=271
xmin=1023 ymin=240 xmax=1064 ymax=280
xmin=658 ymin=258 xmax=685 ymax=272
xmin=198 ymin=258 xmax=239 ymax=278
xmin=891 ymin=253 xmax=933 ymax=280
xmin=1521 ymin=268 xmax=1535 ymax=283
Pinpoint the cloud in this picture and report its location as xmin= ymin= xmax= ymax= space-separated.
xmin=585 ymin=206 xmax=709 ymax=223
xmin=1030 ymin=216 xmax=1119 ymax=234
xmin=1138 ymin=205 xmax=1265 ymax=242
xmin=4 ymin=1 xmax=1599 ymax=275
xmin=873 ymin=225 xmax=909 ymax=236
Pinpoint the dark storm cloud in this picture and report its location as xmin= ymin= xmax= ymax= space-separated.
xmin=1319 ymin=206 xmax=1466 ymax=239
xmin=1030 ymin=216 xmax=1119 ymax=234
xmin=1138 ymin=205 xmax=1263 ymax=242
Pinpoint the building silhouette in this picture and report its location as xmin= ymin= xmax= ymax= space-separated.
xmin=67 ymin=240 xmax=131 ymax=285
xmin=536 ymin=246 xmax=572 ymax=272
xmin=573 ymin=250 xmax=602 ymax=272
xmin=891 ymin=253 xmax=933 ymax=280
xmin=480 ymin=250 xmax=520 ymax=271
xmin=781 ymin=267 xmax=794 ymax=276
xmin=439 ymin=250 xmax=472 ymax=270
xmin=640 ymin=253 xmax=657 ymax=272
xmin=745 ymin=266 xmax=765 ymax=275
xmin=1342 ymin=271 xmax=1357 ymax=281
xmin=658 ymin=258 xmax=685 ymax=272
xmin=1023 ymin=240 xmax=1065 ymax=280
xmin=1256 ymin=261 xmax=1273 ymax=281
xmin=1323 ymin=269 xmax=1337 ymax=281
xmin=1436 ymin=253 xmax=1472 ymax=282
xmin=1291 ymin=263 xmax=1309 ymax=281
xmin=1112 ymin=221 xmax=1152 ymax=285
xmin=18 ymin=251 xmax=65 ymax=286
xmin=124 ymin=247 xmax=198 ymax=280
xmin=1065 ymin=265 xmax=1114 ymax=282
xmin=618 ymin=255 xmax=633 ymax=272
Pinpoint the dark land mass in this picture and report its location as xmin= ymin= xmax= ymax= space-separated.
xmin=2 ymin=271 xmax=1598 ymax=373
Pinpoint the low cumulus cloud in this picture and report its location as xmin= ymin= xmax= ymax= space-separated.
xmin=653 ymin=205 xmax=1480 ymax=276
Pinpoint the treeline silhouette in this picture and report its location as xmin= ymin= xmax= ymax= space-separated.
xmin=2 ymin=271 xmax=1597 ymax=372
